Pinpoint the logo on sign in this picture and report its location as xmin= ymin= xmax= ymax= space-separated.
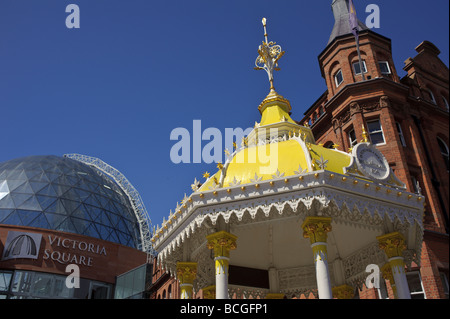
xmin=2 ymin=231 xmax=43 ymax=261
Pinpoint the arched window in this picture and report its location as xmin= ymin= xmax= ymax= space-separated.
xmin=437 ymin=137 xmax=449 ymax=171
xmin=424 ymin=89 xmax=436 ymax=104
xmin=163 ymin=289 xmax=166 ymax=299
xmin=168 ymin=284 xmax=172 ymax=299
xmin=442 ymin=96 xmax=449 ymax=111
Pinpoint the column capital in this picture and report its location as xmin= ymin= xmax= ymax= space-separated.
xmin=376 ymin=232 xmax=406 ymax=259
xmin=332 ymin=285 xmax=355 ymax=299
xmin=206 ymin=231 xmax=237 ymax=258
xmin=176 ymin=261 xmax=198 ymax=284
xmin=302 ymin=217 xmax=332 ymax=244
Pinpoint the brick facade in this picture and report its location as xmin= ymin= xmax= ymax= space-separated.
xmin=302 ymin=30 xmax=449 ymax=299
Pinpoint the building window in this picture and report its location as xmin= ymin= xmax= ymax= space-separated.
xmin=324 ymin=141 xmax=335 ymax=149
xmin=396 ymin=122 xmax=407 ymax=147
xmin=376 ymin=278 xmax=390 ymax=299
xmin=353 ymin=60 xmax=367 ymax=75
xmin=442 ymin=96 xmax=449 ymax=111
xmin=407 ymin=272 xmax=426 ymax=299
xmin=379 ymin=61 xmax=391 ymax=74
xmin=319 ymin=106 xmax=325 ymax=116
xmin=348 ymin=129 xmax=357 ymax=147
xmin=411 ymin=175 xmax=422 ymax=194
xmin=437 ymin=137 xmax=449 ymax=171
xmin=440 ymin=272 xmax=449 ymax=299
xmin=0 ymin=270 xmax=13 ymax=298
xmin=425 ymin=89 xmax=437 ymax=104
xmin=367 ymin=120 xmax=386 ymax=145
xmin=335 ymin=69 xmax=344 ymax=87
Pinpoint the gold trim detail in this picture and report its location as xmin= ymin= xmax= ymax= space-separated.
xmin=302 ymin=217 xmax=332 ymax=244
xmin=206 ymin=231 xmax=238 ymax=258
xmin=376 ymin=232 xmax=406 ymax=259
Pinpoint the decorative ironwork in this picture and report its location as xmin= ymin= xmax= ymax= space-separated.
xmin=254 ymin=18 xmax=285 ymax=92
xmin=64 ymin=153 xmax=154 ymax=255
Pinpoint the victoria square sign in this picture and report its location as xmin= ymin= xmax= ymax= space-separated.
xmin=44 ymin=234 xmax=107 ymax=267
xmin=2 ymin=230 xmax=107 ymax=268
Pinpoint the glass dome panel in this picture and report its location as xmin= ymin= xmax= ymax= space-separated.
xmin=0 ymin=155 xmax=141 ymax=249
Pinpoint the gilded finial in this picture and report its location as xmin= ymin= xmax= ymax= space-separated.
xmin=203 ymin=172 xmax=210 ymax=179
xmin=262 ymin=17 xmax=268 ymax=44
xmin=254 ymin=18 xmax=285 ymax=92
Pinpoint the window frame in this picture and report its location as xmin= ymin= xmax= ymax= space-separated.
xmin=425 ymin=89 xmax=437 ymax=104
xmin=367 ymin=119 xmax=386 ymax=146
xmin=376 ymin=278 xmax=390 ymax=299
xmin=406 ymin=271 xmax=426 ymax=299
xmin=411 ymin=175 xmax=422 ymax=194
xmin=395 ymin=122 xmax=407 ymax=147
xmin=440 ymin=272 xmax=449 ymax=299
xmin=442 ymin=96 xmax=449 ymax=112
xmin=348 ymin=129 xmax=358 ymax=147
xmin=379 ymin=61 xmax=391 ymax=75
xmin=437 ymin=137 xmax=449 ymax=172
xmin=353 ymin=60 xmax=368 ymax=75
xmin=334 ymin=69 xmax=344 ymax=88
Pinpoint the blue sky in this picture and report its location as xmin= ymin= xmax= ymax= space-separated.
xmin=0 ymin=0 xmax=448 ymax=229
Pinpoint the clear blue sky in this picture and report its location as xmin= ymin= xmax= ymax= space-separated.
xmin=1 ymin=0 xmax=448 ymax=229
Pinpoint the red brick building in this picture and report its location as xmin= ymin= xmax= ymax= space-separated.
xmin=301 ymin=0 xmax=449 ymax=299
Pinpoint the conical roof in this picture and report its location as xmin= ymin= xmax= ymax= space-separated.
xmin=328 ymin=0 xmax=368 ymax=45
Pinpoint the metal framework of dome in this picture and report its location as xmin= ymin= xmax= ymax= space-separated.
xmin=63 ymin=154 xmax=154 ymax=255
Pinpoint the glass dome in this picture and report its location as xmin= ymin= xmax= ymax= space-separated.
xmin=0 ymin=155 xmax=141 ymax=249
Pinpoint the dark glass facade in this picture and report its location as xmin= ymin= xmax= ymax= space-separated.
xmin=0 ymin=156 xmax=141 ymax=249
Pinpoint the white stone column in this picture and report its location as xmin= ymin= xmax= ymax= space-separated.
xmin=302 ymin=217 xmax=333 ymax=299
xmin=206 ymin=231 xmax=237 ymax=299
xmin=377 ymin=232 xmax=411 ymax=299
xmin=389 ymin=257 xmax=411 ymax=299
xmin=215 ymin=256 xmax=230 ymax=299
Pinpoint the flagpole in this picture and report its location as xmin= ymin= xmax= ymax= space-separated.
xmin=355 ymin=32 xmax=366 ymax=81
xmin=349 ymin=0 xmax=366 ymax=82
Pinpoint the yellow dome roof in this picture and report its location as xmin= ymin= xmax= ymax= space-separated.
xmin=199 ymin=137 xmax=352 ymax=191
xmin=197 ymin=91 xmax=354 ymax=192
